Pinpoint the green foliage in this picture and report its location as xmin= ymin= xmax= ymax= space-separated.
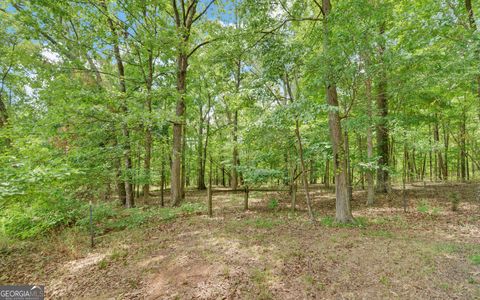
xmin=470 ymin=254 xmax=480 ymax=265
xmin=244 ymin=217 xmax=280 ymax=229
xmin=417 ymin=200 xmax=431 ymax=213
xmin=1 ymin=197 xmax=85 ymax=239
xmin=267 ymin=198 xmax=279 ymax=211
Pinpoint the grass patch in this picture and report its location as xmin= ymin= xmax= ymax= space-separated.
xmin=320 ymin=216 xmax=368 ymax=228
xmin=250 ymin=268 xmax=273 ymax=300
xmin=417 ymin=199 xmax=441 ymax=215
xmin=244 ymin=217 xmax=281 ymax=229
xmin=469 ymin=254 xmax=480 ymax=265
xmin=76 ymin=202 xmax=204 ymax=235
xmin=363 ymin=229 xmax=394 ymax=238
xmin=434 ymin=243 xmax=460 ymax=254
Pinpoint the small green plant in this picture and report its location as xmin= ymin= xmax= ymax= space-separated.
xmin=246 ymin=218 xmax=279 ymax=229
xmin=110 ymin=248 xmax=128 ymax=261
xmin=267 ymin=198 xmax=279 ymax=210
xmin=439 ymin=283 xmax=450 ymax=290
xmin=417 ymin=199 xmax=430 ymax=213
xmin=98 ymin=259 xmax=109 ymax=269
xmin=379 ymin=275 xmax=390 ymax=286
xmin=469 ymin=254 xmax=480 ymax=265
xmin=450 ymin=192 xmax=460 ymax=212
xmin=434 ymin=243 xmax=459 ymax=254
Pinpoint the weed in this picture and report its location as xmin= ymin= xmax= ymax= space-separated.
xmin=267 ymin=199 xmax=279 ymax=211
xmin=244 ymin=218 xmax=280 ymax=229
xmin=449 ymin=192 xmax=460 ymax=212
xmin=250 ymin=268 xmax=272 ymax=300
xmin=379 ymin=275 xmax=390 ymax=286
xmin=469 ymin=254 xmax=480 ymax=265
xmin=110 ymin=248 xmax=128 ymax=261
xmin=98 ymin=258 xmax=109 ymax=269
xmin=417 ymin=200 xmax=430 ymax=213
xmin=434 ymin=243 xmax=459 ymax=254
xmin=439 ymin=283 xmax=450 ymax=290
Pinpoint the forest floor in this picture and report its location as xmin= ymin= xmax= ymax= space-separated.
xmin=2 ymin=182 xmax=480 ymax=299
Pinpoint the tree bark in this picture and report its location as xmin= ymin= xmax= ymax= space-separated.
xmin=376 ymin=23 xmax=389 ymax=193
xmin=181 ymin=120 xmax=187 ymax=199
xmin=460 ymin=109 xmax=467 ymax=181
xmin=103 ymin=1 xmax=133 ymax=207
xmin=197 ymin=104 xmax=206 ymax=190
xmin=171 ymin=53 xmax=187 ymax=206
xmin=170 ymin=0 xmax=201 ymax=206
xmin=365 ymin=77 xmax=375 ymax=205
xmin=464 ymin=0 xmax=480 ymax=121
xmin=143 ymin=51 xmax=154 ymax=200
xmin=323 ymin=0 xmax=353 ymax=223
xmin=231 ymin=110 xmax=239 ymax=190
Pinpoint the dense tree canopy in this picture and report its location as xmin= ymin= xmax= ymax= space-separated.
xmin=0 ymin=0 xmax=479 ymax=237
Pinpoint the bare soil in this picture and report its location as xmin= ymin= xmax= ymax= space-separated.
xmin=1 ymin=182 xmax=480 ymax=299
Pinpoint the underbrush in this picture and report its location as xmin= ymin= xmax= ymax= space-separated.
xmin=0 ymin=200 xmax=205 ymax=242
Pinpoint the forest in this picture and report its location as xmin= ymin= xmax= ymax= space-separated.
xmin=0 ymin=0 xmax=479 ymax=299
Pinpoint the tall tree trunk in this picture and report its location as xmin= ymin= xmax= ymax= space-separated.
xmin=181 ymin=121 xmax=187 ymax=199
xmin=460 ymin=109 xmax=467 ymax=181
xmin=434 ymin=119 xmax=445 ymax=180
xmin=465 ymin=0 xmax=480 ymax=121
xmin=344 ymin=127 xmax=353 ymax=202
xmin=443 ymin=123 xmax=449 ymax=180
xmin=376 ymin=23 xmax=389 ymax=193
xmin=324 ymin=157 xmax=330 ymax=188
xmin=285 ymin=72 xmax=315 ymax=221
xmin=143 ymin=52 xmax=153 ymax=200
xmin=231 ymin=110 xmax=239 ymax=190
xmin=0 ymin=94 xmax=7 ymax=128
xmin=103 ymin=2 xmax=133 ymax=207
xmin=365 ymin=77 xmax=375 ymax=205
xmin=170 ymin=0 xmax=200 ymax=206
xmin=197 ymin=104 xmax=206 ymax=190
xmin=171 ymin=53 xmax=187 ymax=206
xmin=322 ymin=0 xmax=353 ymax=223
xmin=295 ymin=119 xmax=315 ymax=221
xmin=115 ymin=155 xmax=127 ymax=206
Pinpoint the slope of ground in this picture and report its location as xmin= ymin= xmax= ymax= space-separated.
xmin=1 ymin=182 xmax=479 ymax=299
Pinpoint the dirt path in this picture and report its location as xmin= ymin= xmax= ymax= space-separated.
xmin=2 ymin=183 xmax=479 ymax=299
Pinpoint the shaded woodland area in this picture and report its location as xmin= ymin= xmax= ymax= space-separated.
xmin=0 ymin=0 xmax=479 ymax=299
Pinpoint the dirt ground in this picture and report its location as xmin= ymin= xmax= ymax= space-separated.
xmin=1 ymin=182 xmax=480 ymax=299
